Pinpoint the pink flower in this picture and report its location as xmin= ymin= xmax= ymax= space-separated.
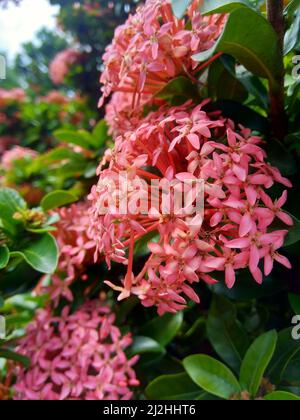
xmin=99 ymin=0 xmax=225 ymax=107
xmin=49 ymin=49 xmax=81 ymax=85
xmin=0 ymin=136 xmax=18 ymax=156
xmin=1 ymin=146 xmax=37 ymax=170
xmin=88 ymin=101 xmax=293 ymax=315
xmin=0 ymin=88 xmax=26 ymax=107
xmin=13 ymin=301 xmax=139 ymax=400
xmin=46 ymin=203 xmax=97 ymax=305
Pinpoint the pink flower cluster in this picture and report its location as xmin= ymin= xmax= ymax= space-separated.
xmin=40 ymin=91 xmax=70 ymax=105
xmin=99 ymin=0 xmax=225 ymax=107
xmin=13 ymin=301 xmax=139 ymax=400
xmin=49 ymin=203 xmax=97 ymax=304
xmin=0 ymin=88 xmax=26 ymax=107
xmin=89 ymin=101 xmax=293 ymax=315
xmin=1 ymin=146 xmax=37 ymax=170
xmin=49 ymin=49 xmax=81 ymax=85
xmin=0 ymin=136 xmax=18 ymax=156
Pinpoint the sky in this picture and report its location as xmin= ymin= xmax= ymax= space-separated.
xmin=0 ymin=0 xmax=58 ymax=61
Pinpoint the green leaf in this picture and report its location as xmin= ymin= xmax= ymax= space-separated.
xmin=141 ymin=312 xmax=183 ymax=347
xmin=0 ymin=246 xmax=9 ymax=270
xmin=54 ymin=129 xmax=95 ymax=151
xmin=183 ymin=355 xmax=241 ymax=399
xmin=284 ymin=8 xmax=300 ymax=55
xmin=157 ymin=76 xmax=199 ymax=103
xmin=0 ymin=348 xmax=30 ymax=368
xmin=285 ymin=0 xmax=300 ymax=18
xmin=285 ymin=214 xmax=300 ymax=247
xmin=41 ymin=190 xmax=78 ymax=212
xmin=207 ymin=295 xmax=250 ymax=373
xmin=146 ymin=373 xmax=205 ymax=400
xmin=236 ymin=70 xmax=269 ymax=109
xmin=282 ymin=358 xmax=300 ymax=382
xmin=10 ymin=233 xmax=58 ymax=274
xmin=171 ymin=0 xmax=191 ymax=19
xmin=0 ymin=188 xmax=26 ymax=222
xmin=201 ymin=0 xmax=251 ymax=15
xmin=0 ymin=262 xmax=39 ymax=298
xmin=92 ymin=120 xmax=110 ymax=149
xmin=267 ymin=328 xmax=300 ymax=384
xmin=128 ymin=336 xmax=165 ymax=356
xmin=264 ymin=391 xmax=300 ymax=401
xmin=208 ymin=58 xmax=248 ymax=102
xmin=240 ymin=330 xmax=278 ymax=396
xmin=193 ymin=8 xmax=282 ymax=90
xmin=203 ymin=100 xmax=269 ymax=134
xmin=289 ymin=294 xmax=300 ymax=315
xmin=265 ymin=140 xmax=297 ymax=176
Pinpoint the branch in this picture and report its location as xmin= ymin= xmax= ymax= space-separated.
xmin=267 ymin=0 xmax=287 ymax=141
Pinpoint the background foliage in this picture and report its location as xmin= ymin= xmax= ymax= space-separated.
xmin=0 ymin=0 xmax=300 ymax=401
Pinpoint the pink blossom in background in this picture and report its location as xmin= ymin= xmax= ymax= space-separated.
xmin=99 ymin=0 xmax=226 ymax=108
xmin=0 ymin=88 xmax=26 ymax=107
xmin=49 ymin=49 xmax=81 ymax=85
xmin=0 ymin=135 xmax=18 ymax=156
xmin=13 ymin=301 xmax=139 ymax=400
xmin=1 ymin=146 xmax=37 ymax=170
xmin=40 ymin=91 xmax=70 ymax=105
xmin=46 ymin=203 xmax=97 ymax=304
xmin=89 ymin=101 xmax=292 ymax=315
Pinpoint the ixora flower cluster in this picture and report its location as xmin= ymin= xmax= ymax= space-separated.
xmin=48 ymin=203 xmax=97 ymax=304
xmin=0 ymin=88 xmax=26 ymax=155
xmin=89 ymin=101 xmax=293 ymax=315
xmin=87 ymin=0 xmax=293 ymax=316
xmin=1 ymin=146 xmax=37 ymax=171
xmin=49 ymin=49 xmax=81 ymax=85
xmin=13 ymin=301 xmax=139 ymax=400
xmin=99 ymin=0 xmax=226 ymax=108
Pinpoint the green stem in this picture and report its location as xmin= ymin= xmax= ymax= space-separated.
xmin=267 ymin=0 xmax=287 ymax=141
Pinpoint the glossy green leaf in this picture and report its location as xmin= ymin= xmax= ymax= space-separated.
xmin=264 ymin=391 xmax=300 ymax=401
xmin=201 ymin=0 xmax=251 ymax=15
xmin=54 ymin=129 xmax=94 ymax=151
xmin=285 ymin=214 xmax=300 ymax=247
xmin=128 ymin=336 xmax=165 ymax=356
xmin=203 ymin=101 xmax=269 ymax=134
xmin=0 ymin=348 xmax=30 ymax=368
xmin=289 ymin=294 xmax=300 ymax=315
xmin=240 ymin=330 xmax=278 ymax=396
xmin=41 ymin=190 xmax=78 ymax=211
xmin=0 ymin=246 xmax=9 ymax=270
xmin=284 ymin=8 xmax=300 ymax=54
xmin=208 ymin=58 xmax=248 ymax=102
xmin=282 ymin=358 xmax=300 ymax=382
xmin=183 ymin=355 xmax=240 ymax=399
xmin=92 ymin=120 xmax=110 ymax=148
xmin=0 ymin=262 xmax=39 ymax=299
xmin=0 ymin=188 xmax=26 ymax=222
xmin=285 ymin=0 xmax=300 ymax=18
xmin=157 ymin=76 xmax=199 ymax=103
xmin=193 ymin=8 xmax=282 ymax=90
xmin=267 ymin=328 xmax=300 ymax=384
xmin=207 ymin=295 xmax=250 ymax=373
xmin=171 ymin=0 xmax=191 ymax=19
xmin=146 ymin=373 xmax=204 ymax=400
xmin=10 ymin=233 xmax=58 ymax=274
xmin=141 ymin=312 xmax=183 ymax=347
